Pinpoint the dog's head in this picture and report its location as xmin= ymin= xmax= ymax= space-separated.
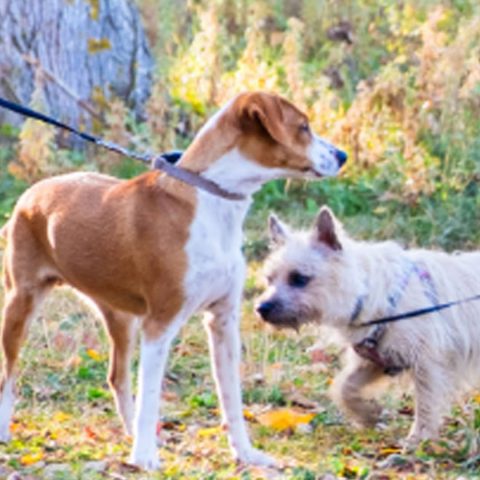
xmin=257 ymin=206 xmax=362 ymax=331
xmin=181 ymin=92 xmax=347 ymax=195
xmin=231 ymin=92 xmax=347 ymax=178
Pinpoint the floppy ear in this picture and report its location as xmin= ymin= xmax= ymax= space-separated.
xmin=313 ymin=206 xmax=342 ymax=251
xmin=268 ymin=213 xmax=289 ymax=246
xmin=241 ymin=93 xmax=289 ymax=145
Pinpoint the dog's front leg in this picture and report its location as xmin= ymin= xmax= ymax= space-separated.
xmin=129 ymin=316 xmax=184 ymax=471
xmin=204 ymin=294 xmax=276 ymax=467
xmin=330 ymin=355 xmax=384 ymax=428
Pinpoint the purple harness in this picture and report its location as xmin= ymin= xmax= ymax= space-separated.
xmin=352 ymin=260 xmax=438 ymax=375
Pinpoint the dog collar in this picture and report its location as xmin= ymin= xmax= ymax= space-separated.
xmin=151 ymin=155 xmax=247 ymax=201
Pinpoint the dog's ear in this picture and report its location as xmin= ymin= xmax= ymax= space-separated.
xmin=268 ymin=213 xmax=289 ymax=246
xmin=240 ymin=93 xmax=289 ymax=145
xmin=313 ymin=206 xmax=342 ymax=251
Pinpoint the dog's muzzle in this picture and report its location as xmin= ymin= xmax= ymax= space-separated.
xmin=256 ymin=301 xmax=300 ymax=331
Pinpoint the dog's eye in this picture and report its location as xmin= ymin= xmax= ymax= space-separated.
xmin=288 ymin=271 xmax=311 ymax=288
xmin=299 ymin=122 xmax=310 ymax=134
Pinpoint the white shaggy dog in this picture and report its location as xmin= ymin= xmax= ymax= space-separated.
xmin=256 ymin=205 xmax=480 ymax=445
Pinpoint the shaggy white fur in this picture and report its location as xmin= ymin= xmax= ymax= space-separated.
xmin=258 ymin=206 xmax=480 ymax=444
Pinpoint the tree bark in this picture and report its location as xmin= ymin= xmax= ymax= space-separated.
xmin=0 ymin=0 xmax=153 ymax=132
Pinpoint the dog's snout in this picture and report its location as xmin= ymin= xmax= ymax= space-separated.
xmin=256 ymin=301 xmax=277 ymax=319
xmin=335 ymin=149 xmax=348 ymax=167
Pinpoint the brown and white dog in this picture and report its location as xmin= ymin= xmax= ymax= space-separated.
xmin=0 ymin=92 xmax=347 ymax=470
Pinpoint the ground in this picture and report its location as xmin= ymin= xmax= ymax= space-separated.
xmin=0 ymin=245 xmax=479 ymax=480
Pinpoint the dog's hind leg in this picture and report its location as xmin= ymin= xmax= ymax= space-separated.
xmin=331 ymin=357 xmax=384 ymax=428
xmin=97 ymin=303 xmax=137 ymax=436
xmin=406 ymin=360 xmax=452 ymax=445
xmin=0 ymin=219 xmax=55 ymax=441
xmin=0 ymin=283 xmax=51 ymax=441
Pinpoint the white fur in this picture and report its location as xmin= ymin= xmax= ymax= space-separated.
xmin=307 ymin=134 xmax=342 ymax=177
xmin=130 ymin=313 xmax=185 ymax=470
xmin=203 ymin=149 xmax=289 ymax=197
xmin=262 ymin=212 xmax=480 ymax=444
xmin=0 ymin=378 xmax=14 ymax=441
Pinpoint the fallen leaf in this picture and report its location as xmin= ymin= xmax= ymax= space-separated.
xmin=243 ymin=409 xmax=256 ymax=421
xmin=86 ymin=348 xmax=103 ymax=361
xmin=379 ymin=447 xmax=403 ymax=455
xmin=53 ymin=412 xmax=72 ymax=423
xmin=257 ymin=408 xmax=315 ymax=432
xmin=10 ymin=422 xmax=21 ymax=433
xmin=196 ymin=425 xmax=223 ymax=438
xmin=398 ymin=406 xmax=414 ymax=416
xmin=84 ymin=425 xmax=97 ymax=439
xmin=20 ymin=451 xmax=44 ymax=465
xmin=310 ymin=347 xmax=333 ymax=364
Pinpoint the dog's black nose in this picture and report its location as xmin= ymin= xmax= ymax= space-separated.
xmin=160 ymin=150 xmax=183 ymax=164
xmin=335 ymin=149 xmax=348 ymax=167
xmin=256 ymin=301 xmax=276 ymax=319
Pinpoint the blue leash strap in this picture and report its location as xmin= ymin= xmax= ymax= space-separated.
xmin=0 ymin=96 xmax=246 ymax=200
xmin=0 ymin=97 xmax=99 ymax=144
xmin=360 ymin=293 xmax=480 ymax=327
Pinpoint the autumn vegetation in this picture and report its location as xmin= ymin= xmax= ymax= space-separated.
xmin=0 ymin=1 xmax=479 ymax=478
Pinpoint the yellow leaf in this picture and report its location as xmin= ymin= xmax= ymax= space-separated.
xmin=20 ymin=451 xmax=43 ymax=465
xmin=197 ymin=425 xmax=223 ymax=438
xmin=257 ymin=408 xmax=315 ymax=432
xmin=379 ymin=447 xmax=402 ymax=455
xmin=473 ymin=393 xmax=480 ymax=404
xmin=243 ymin=409 xmax=255 ymax=421
xmin=53 ymin=411 xmax=72 ymax=423
xmin=86 ymin=348 xmax=103 ymax=361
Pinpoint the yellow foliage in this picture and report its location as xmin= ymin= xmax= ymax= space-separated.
xmin=169 ymin=6 xmax=221 ymax=113
xmin=53 ymin=411 xmax=72 ymax=423
xmin=11 ymin=76 xmax=55 ymax=183
xmin=86 ymin=348 xmax=104 ymax=362
xmin=20 ymin=451 xmax=44 ymax=465
xmin=196 ymin=425 xmax=223 ymax=438
xmin=257 ymin=408 xmax=315 ymax=432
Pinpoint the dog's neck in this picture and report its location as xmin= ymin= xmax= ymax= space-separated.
xmin=345 ymin=243 xmax=416 ymax=329
xmin=201 ymin=149 xmax=288 ymax=197
xmin=179 ymin=140 xmax=289 ymax=199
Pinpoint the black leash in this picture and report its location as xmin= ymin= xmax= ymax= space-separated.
xmin=0 ymin=97 xmax=246 ymax=201
xmin=358 ymin=293 xmax=480 ymax=327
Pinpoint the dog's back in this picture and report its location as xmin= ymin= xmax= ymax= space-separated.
xmin=3 ymin=170 xmax=197 ymax=316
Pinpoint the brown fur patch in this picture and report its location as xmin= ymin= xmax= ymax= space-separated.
xmin=7 ymin=171 xmax=196 ymax=337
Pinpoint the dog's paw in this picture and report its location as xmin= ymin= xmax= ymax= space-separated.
xmin=0 ymin=422 xmax=12 ymax=443
xmin=0 ymin=425 xmax=11 ymax=443
xmin=235 ymin=447 xmax=277 ymax=467
xmin=129 ymin=448 xmax=161 ymax=471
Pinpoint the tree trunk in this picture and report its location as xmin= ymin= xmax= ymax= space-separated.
xmin=0 ymin=0 xmax=153 ymax=134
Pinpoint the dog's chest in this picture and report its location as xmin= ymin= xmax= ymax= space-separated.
xmin=184 ymin=195 xmax=250 ymax=309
